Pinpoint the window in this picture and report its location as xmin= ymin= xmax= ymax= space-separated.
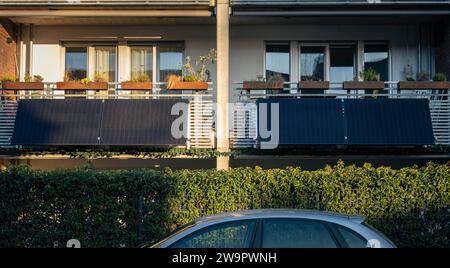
xmin=335 ymin=225 xmax=367 ymax=248
xmin=159 ymin=46 xmax=183 ymax=82
xmin=262 ymin=219 xmax=337 ymax=248
xmin=65 ymin=47 xmax=87 ymax=81
xmin=300 ymin=46 xmax=326 ymax=81
xmin=170 ymin=220 xmax=256 ymax=248
xmin=130 ymin=46 xmax=153 ymax=81
xmin=364 ymin=42 xmax=389 ymax=81
xmin=265 ymin=42 xmax=290 ymax=81
xmin=330 ymin=44 xmax=356 ymax=83
xmin=94 ymin=47 xmax=116 ymax=82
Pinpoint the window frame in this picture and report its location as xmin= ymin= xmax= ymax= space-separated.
xmin=168 ymin=219 xmax=258 ymax=249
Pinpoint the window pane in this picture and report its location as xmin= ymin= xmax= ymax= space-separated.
xmin=266 ymin=42 xmax=290 ymax=81
xmin=336 ymin=225 xmax=367 ymax=248
xmin=130 ymin=47 xmax=153 ymax=81
xmin=330 ymin=45 xmax=356 ymax=83
xmin=170 ymin=220 xmax=256 ymax=248
xmin=95 ymin=47 xmax=116 ymax=82
xmin=364 ymin=43 xmax=389 ymax=81
xmin=65 ymin=47 xmax=87 ymax=81
xmin=262 ymin=219 xmax=337 ymax=248
xmin=300 ymin=46 xmax=325 ymax=81
xmin=159 ymin=46 xmax=183 ymax=82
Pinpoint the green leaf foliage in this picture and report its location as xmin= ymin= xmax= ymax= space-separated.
xmin=0 ymin=161 xmax=448 ymax=248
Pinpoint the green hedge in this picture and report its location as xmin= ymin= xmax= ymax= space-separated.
xmin=0 ymin=162 xmax=449 ymax=248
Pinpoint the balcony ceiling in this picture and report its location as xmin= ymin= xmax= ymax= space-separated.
xmin=9 ymin=16 xmax=215 ymax=25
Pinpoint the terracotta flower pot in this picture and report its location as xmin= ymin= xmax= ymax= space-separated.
xmin=398 ymin=81 xmax=450 ymax=90
xmin=167 ymin=81 xmax=208 ymax=90
xmin=242 ymin=81 xmax=284 ymax=90
xmin=56 ymin=82 xmax=109 ymax=91
xmin=1 ymin=82 xmax=44 ymax=91
xmin=298 ymin=81 xmax=330 ymax=90
xmin=343 ymin=81 xmax=385 ymax=90
xmin=121 ymin=82 xmax=153 ymax=91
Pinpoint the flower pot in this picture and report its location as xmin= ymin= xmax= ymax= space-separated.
xmin=242 ymin=81 xmax=284 ymax=90
xmin=56 ymin=82 xmax=109 ymax=91
xmin=120 ymin=82 xmax=153 ymax=91
xmin=343 ymin=81 xmax=385 ymax=90
xmin=398 ymin=81 xmax=450 ymax=90
xmin=298 ymin=81 xmax=330 ymax=90
xmin=167 ymin=81 xmax=208 ymax=90
xmin=1 ymin=82 xmax=44 ymax=91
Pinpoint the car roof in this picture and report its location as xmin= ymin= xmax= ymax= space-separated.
xmin=195 ymin=209 xmax=365 ymax=224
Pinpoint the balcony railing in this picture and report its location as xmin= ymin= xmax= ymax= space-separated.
xmin=232 ymin=81 xmax=450 ymax=147
xmin=0 ymin=82 xmax=214 ymax=149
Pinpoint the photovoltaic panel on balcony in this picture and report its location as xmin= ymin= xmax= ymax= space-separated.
xmin=99 ymin=99 xmax=187 ymax=146
xmin=257 ymin=99 xmax=346 ymax=145
xmin=343 ymin=99 xmax=435 ymax=145
xmin=256 ymin=98 xmax=435 ymax=146
xmin=11 ymin=99 xmax=102 ymax=146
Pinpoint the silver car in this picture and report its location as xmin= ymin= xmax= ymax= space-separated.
xmin=150 ymin=209 xmax=396 ymax=248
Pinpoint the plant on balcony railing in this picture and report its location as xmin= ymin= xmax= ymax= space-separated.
xmin=399 ymin=69 xmax=450 ymax=90
xmin=343 ymin=68 xmax=384 ymax=98
xmin=57 ymin=71 xmax=109 ymax=91
xmin=167 ymin=49 xmax=216 ymax=90
xmin=1 ymin=72 xmax=45 ymax=91
xmin=121 ymin=73 xmax=152 ymax=91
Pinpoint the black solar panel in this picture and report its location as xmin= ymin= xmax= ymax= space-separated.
xmin=257 ymin=98 xmax=435 ymax=146
xmin=11 ymin=99 xmax=188 ymax=146
xmin=99 ymin=99 xmax=188 ymax=146
xmin=11 ymin=99 xmax=102 ymax=146
xmin=257 ymin=99 xmax=346 ymax=145
xmin=344 ymin=99 xmax=435 ymax=145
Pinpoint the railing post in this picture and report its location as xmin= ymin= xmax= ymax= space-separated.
xmin=216 ymin=0 xmax=230 ymax=170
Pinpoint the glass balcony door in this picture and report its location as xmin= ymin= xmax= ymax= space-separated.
xmin=329 ymin=44 xmax=357 ymax=84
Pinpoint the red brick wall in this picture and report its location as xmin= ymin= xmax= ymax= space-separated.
xmin=0 ymin=21 xmax=16 ymax=79
xmin=435 ymin=16 xmax=450 ymax=77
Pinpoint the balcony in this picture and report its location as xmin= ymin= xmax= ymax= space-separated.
xmin=231 ymin=81 xmax=450 ymax=148
xmin=0 ymin=82 xmax=214 ymax=149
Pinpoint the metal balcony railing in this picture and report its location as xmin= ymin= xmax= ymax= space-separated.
xmin=232 ymin=81 xmax=450 ymax=147
xmin=0 ymin=82 xmax=214 ymax=149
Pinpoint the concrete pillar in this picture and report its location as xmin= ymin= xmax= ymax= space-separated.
xmin=216 ymin=0 xmax=230 ymax=170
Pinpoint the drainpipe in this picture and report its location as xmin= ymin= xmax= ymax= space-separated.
xmin=216 ymin=0 xmax=230 ymax=170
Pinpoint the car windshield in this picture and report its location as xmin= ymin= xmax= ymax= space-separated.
xmin=144 ymin=221 xmax=196 ymax=248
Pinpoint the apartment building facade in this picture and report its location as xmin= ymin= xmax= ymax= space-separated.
xmin=0 ymin=0 xmax=449 ymax=170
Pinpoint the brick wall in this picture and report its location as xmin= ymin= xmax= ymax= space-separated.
xmin=0 ymin=20 xmax=16 ymax=78
xmin=435 ymin=16 xmax=450 ymax=77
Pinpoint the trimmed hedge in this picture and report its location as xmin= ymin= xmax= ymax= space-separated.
xmin=0 ymin=162 xmax=449 ymax=248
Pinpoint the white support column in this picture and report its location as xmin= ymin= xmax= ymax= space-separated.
xmin=216 ymin=0 xmax=230 ymax=170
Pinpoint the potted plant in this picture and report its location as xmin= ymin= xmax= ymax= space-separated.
xmin=56 ymin=71 xmax=109 ymax=91
xmin=343 ymin=68 xmax=385 ymax=94
xmin=167 ymin=49 xmax=216 ymax=90
xmin=1 ymin=73 xmax=44 ymax=91
xmin=243 ymin=74 xmax=268 ymax=90
xmin=121 ymin=73 xmax=152 ymax=90
xmin=398 ymin=72 xmax=449 ymax=89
